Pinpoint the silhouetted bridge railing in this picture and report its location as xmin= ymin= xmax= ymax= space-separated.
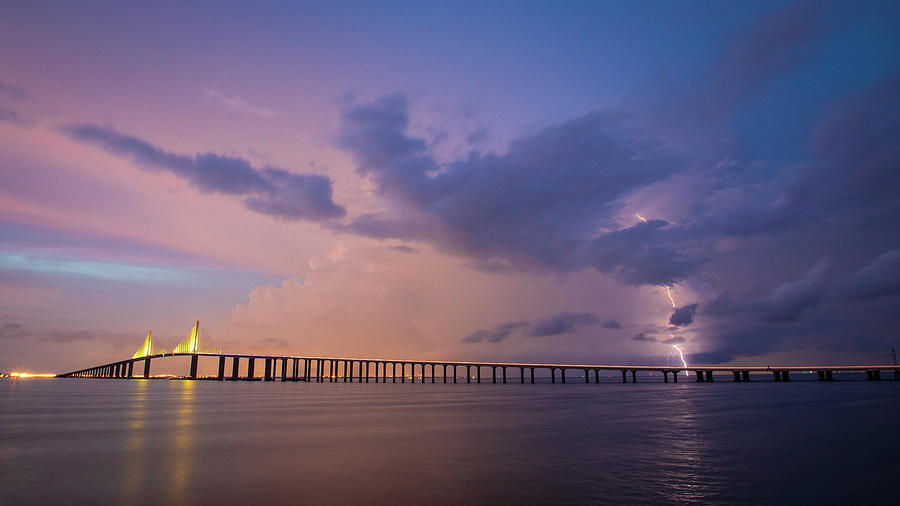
xmin=58 ymin=352 xmax=900 ymax=383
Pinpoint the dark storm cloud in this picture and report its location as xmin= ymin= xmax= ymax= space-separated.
xmin=662 ymin=336 xmax=685 ymax=345
xmin=529 ymin=312 xmax=599 ymax=338
xmin=632 ymin=333 xmax=656 ymax=342
xmin=668 ymin=304 xmax=699 ymax=327
xmin=755 ymin=259 xmax=828 ymax=323
xmin=338 ymin=94 xmax=693 ymax=284
xmin=600 ymin=319 xmax=621 ymax=329
xmin=63 ymin=124 xmax=345 ymax=221
xmin=833 ymin=250 xmax=900 ymax=301
xmin=462 ymin=321 xmax=528 ymax=343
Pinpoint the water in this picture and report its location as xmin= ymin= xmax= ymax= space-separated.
xmin=2 ymin=378 xmax=899 ymax=505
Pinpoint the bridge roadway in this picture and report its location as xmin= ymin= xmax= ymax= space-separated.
xmin=58 ymin=352 xmax=900 ymax=383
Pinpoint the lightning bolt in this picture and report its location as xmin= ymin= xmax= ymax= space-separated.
xmin=671 ymin=344 xmax=688 ymax=376
xmin=636 ymin=213 xmax=648 ymax=223
xmin=665 ymin=285 xmax=676 ymax=308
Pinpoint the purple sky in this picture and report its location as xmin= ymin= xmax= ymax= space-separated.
xmin=2 ymin=0 xmax=899 ymax=372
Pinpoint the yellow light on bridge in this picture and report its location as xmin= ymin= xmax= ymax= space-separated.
xmin=9 ymin=372 xmax=56 ymax=378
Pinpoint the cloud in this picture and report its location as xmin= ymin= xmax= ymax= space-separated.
xmin=600 ymin=318 xmax=621 ymax=329
xmin=529 ymin=312 xmax=599 ymax=337
xmin=462 ymin=321 xmax=528 ymax=343
xmin=63 ymin=124 xmax=345 ymax=221
xmin=662 ymin=336 xmax=686 ymax=345
xmin=632 ymin=333 xmax=657 ymax=342
xmin=338 ymin=94 xmax=694 ymax=285
xmin=0 ymin=81 xmax=29 ymax=101
xmin=202 ymin=88 xmax=277 ymax=118
xmin=833 ymin=250 xmax=900 ymax=301
xmin=755 ymin=258 xmax=829 ymax=322
xmin=668 ymin=303 xmax=699 ymax=326
xmin=388 ymin=245 xmax=419 ymax=254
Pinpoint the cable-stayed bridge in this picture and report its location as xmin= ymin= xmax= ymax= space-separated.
xmin=59 ymin=321 xmax=900 ymax=383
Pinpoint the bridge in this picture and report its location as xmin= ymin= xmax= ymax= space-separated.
xmin=58 ymin=321 xmax=900 ymax=383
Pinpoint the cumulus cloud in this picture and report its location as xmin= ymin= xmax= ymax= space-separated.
xmin=669 ymin=303 xmax=699 ymax=326
xmin=600 ymin=318 xmax=621 ymax=329
xmin=529 ymin=312 xmax=599 ymax=337
xmin=462 ymin=321 xmax=528 ymax=343
xmin=632 ymin=333 xmax=656 ymax=342
xmin=337 ymin=94 xmax=696 ymax=285
xmin=64 ymin=124 xmax=345 ymax=221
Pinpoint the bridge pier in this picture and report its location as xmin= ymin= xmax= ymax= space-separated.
xmin=444 ymin=364 xmax=448 ymax=383
xmin=622 ymin=370 xmax=627 ymax=383
xmin=477 ymin=366 xmax=481 ymax=384
xmin=585 ymin=369 xmax=590 ymax=383
xmin=631 ymin=370 xmax=637 ymax=383
xmin=217 ymin=356 xmax=226 ymax=380
xmin=247 ymin=358 xmax=256 ymax=380
xmin=550 ymin=368 xmax=556 ymax=384
xmin=466 ymin=365 xmax=471 ymax=383
xmin=561 ymin=368 xmax=566 ymax=383
xmin=696 ymin=370 xmax=704 ymax=382
xmin=143 ymin=358 xmax=151 ymax=378
xmin=401 ymin=363 xmax=406 ymax=383
xmin=492 ymin=366 xmax=496 ymax=384
xmin=431 ymin=364 xmax=435 ymax=383
xmin=663 ymin=371 xmax=669 ymax=383
xmin=189 ymin=355 xmax=199 ymax=379
xmin=705 ymin=370 xmax=714 ymax=382
xmin=530 ymin=367 xmax=535 ymax=384
xmin=817 ymin=370 xmax=826 ymax=381
xmin=127 ymin=362 xmax=134 ymax=378
xmin=265 ymin=359 xmax=273 ymax=381
xmin=732 ymin=371 xmax=741 ymax=382
xmin=594 ymin=370 xmax=600 ymax=384
xmin=281 ymin=358 xmax=289 ymax=381
xmin=741 ymin=371 xmax=750 ymax=382
xmin=826 ymin=370 xmax=833 ymax=381
xmin=502 ymin=367 xmax=507 ymax=384
xmin=673 ymin=371 xmax=678 ymax=382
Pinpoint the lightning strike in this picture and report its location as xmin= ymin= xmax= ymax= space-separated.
xmin=665 ymin=285 xmax=676 ymax=308
xmin=668 ymin=344 xmax=689 ymax=376
xmin=636 ymin=213 xmax=648 ymax=223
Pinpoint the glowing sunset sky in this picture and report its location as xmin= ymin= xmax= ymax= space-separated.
xmin=2 ymin=0 xmax=899 ymax=372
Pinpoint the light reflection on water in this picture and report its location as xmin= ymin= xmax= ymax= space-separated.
xmin=1 ymin=379 xmax=899 ymax=505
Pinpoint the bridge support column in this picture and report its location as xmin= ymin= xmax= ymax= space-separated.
xmin=477 ymin=366 xmax=481 ymax=384
xmin=189 ymin=355 xmax=198 ymax=379
xmin=444 ymin=365 xmax=448 ymax=383
xmin=530 ymin=367 xmax=535 ymax=384
xmin=217 ymin=356 xmax=226 ymax=380
xmin=432 ymin=364 xmax=435 ymax=383
xmin=741 ymin=371 xmax=750 ymax=382
xmin=562 ymin=369 xmax=566 ymax=383
xmin=292 ymin=359 xmax=298 ymax=381
xmin=673 ymin=371 xmax=678 ymax=382
xmin=817 ymin=370 xmax=826 ymax=381
xmin=401 ymin=363 xmax=406 ymax=383
xmin=826 ymin=370 xmax=833 ymax=381
xmin=492 ymin=366 xmax=496 ymax=384
xmin=696 ymin=370 xmax=704 ymax=382
xmin=520 ymin=367 xmax=525 ymax=384
xmin=264 ymin=359 xmax=273 ymax=381
xmin=502 ymin=367 xmax=507 ymax=384
xmin=281 ymin=358 xmax=289 ymax=381
xmin=230 ymin=357 xmax=239 ymax=380
xmin=550 ymin=368 xmax=556 ymax=384
xmin=631 ymin=370 xmax=637 ymax=383
xmin=782 ymin=371 xmax=790 ymax=381
xmin=247 ymin=358 xmax=256 ymax=380
xmin=466 ymin=365 xmax=471 ymax=383
xmin=585 ymin=369 xmax=590 ymax=383
xmin=772 ymin=371 xmax=780 ymax=381
xmin=622 ymin=370 xmax=627 ymax=383
xmin=454 ymin=365 xmax=458 ymax=383
xmin=348 ymin=361 xmax=353 ymax=383
xmin=663 ymin=371 xmax=669 ymax=383
xmin=143 ymin=358 xmax=151 ymax=378
xmin=705 ymin=370 xmax=714 ymax=382
xmin=594 ymin=370 xmax=600 ymax=384
xmin=127 ymin=362 xmax=134 ymax=378
xmin=732 ymin=371 xmax=741 ymax=382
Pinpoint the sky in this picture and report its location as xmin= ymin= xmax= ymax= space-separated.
xmin=1 ymin=0 xmax=899 ymax=373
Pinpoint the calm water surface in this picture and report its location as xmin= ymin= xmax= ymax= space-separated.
xmin=2 ymin=378 xmax=899 ymax=505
